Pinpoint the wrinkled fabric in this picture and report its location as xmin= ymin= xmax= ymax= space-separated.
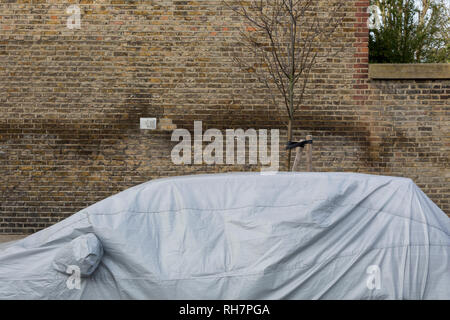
xmin=0 ymin=172 xmax=449 ymax=300
xmin=52 ymin=233 xmax=103 ymax=277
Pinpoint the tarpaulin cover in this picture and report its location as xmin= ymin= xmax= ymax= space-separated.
xmin=0 ymin=172 xmax=449 ymax=299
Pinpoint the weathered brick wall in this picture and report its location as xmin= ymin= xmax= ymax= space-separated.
xmin=0 ymin=0 xmax=448 ymax=234
xmin=365 ymin=79 xmax=449 ymax=214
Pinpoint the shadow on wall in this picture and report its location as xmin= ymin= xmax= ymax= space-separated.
xmin=0 ymin=98 xmax=167 ymax=200
xmin=372 ymin=81 xmax=449 ymax=171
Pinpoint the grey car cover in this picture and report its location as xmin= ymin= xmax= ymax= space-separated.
xmin=0 ymin=172 xmax=449 ymax=299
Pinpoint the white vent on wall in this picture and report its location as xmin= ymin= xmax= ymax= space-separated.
xmin=140 ymin=118 xmax=157 ymax=130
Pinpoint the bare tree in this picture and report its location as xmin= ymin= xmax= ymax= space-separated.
xmin=226 ymin=0 xmax=345 ymax=169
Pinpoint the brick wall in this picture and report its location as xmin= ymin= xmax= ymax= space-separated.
xmin=365 ymin=79 xmax=449 ymax=213
xmin=0 ymin=0 xmax=448 ymax=234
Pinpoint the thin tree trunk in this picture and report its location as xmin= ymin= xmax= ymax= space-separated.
xmin=286 ymin=118 xmax=292 ymax=171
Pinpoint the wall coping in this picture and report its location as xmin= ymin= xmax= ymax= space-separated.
xmin=369 ymin=63 xmax=450 ymax=80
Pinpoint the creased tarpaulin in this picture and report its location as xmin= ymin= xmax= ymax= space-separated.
xmin=0 ymin=172 xmax=449 ymax=299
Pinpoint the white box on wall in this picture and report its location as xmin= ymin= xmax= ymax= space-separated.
xmin=140 ymin=118 xmax=157 ymax=130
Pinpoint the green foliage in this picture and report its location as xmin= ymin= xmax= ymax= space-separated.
xmin=369 ymin=0 xmax=449 ymax=63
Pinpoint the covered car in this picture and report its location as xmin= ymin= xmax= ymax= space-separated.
xmin=0 ymin=172 xmax=449 ymax=299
